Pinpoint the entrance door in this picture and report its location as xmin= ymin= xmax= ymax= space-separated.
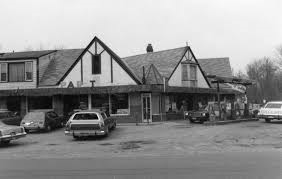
xmin=142 ymin=93 xmax=152 ymax=123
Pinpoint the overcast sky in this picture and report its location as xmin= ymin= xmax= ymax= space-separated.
xmin=0 ymin=0 xmax=282 ymax=72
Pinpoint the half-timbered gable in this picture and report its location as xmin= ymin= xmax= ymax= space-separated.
xmin=59 ymin=37 xmax=140 ymax=88
xmin=168 ymin=48 xmax=210 ymax=88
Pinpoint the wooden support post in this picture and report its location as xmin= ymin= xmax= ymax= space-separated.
xmin=217 ymin=82 xmax=221 ymax=121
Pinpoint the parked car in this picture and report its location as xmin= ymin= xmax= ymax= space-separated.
xmin=0 ymin=121 xmax=26 ymax=144
xmin=65 ymin=110 xmax=117 ymax=139
xmin=0 ymin=110 xmax=22 ymax=126
xmin=258 ymin=101 xmax=282 ymax=122
xmin=21 ymin=110 xmax=66 ymax=132
xmin=185 ymin=105 xmax=210 ymax=124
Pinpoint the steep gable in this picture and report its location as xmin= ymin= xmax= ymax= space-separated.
xmin=168 ymin=47 xmax=210 ymax=88
xmin=58 ymin=37 xmax=141 ymax=88
xmin=145 ymin=64 xmax=163 ymax=84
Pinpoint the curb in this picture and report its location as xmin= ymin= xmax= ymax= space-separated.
xmin=204 ymin=118 xmax=259 ymax=126
xmin=117 ymin=122 xmax=164 ymax=126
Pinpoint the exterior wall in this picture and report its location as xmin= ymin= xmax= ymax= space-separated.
xmin=111 ymin=92 xmax=142 ymax=123
xmin=20 ymin=96 xmax=27 ymax=117
xmin=60 ymin=40 xmax=137 ymax=88
xmin=152 ymin=93 xmax=162 ymax=122
xmin=53 ymin=95 xmax=64 ymax=116
xmin=0 ymin=97 xmax=7 ymax=109
xmin=62 ymin=59 xmax=82 ymax=87
xmin=0 ymin=59 xmax=37 ymax=90
xmin=168 ymin=50 xmax=209 ymax=88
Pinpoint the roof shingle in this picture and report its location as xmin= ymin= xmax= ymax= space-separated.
xmin=122 ymin=47 xmax=188 ymax=80
xmin=39 ymin=49 xmax=84 ymax=86
xmin=0 ymin=50 xmax=56 ymax=60
xmin=197 ymin=57 xmax=232 ymax=78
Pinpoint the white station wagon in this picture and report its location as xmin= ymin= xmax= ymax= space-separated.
xmin=65 ymin=110 xmax=116 ymax=139
xmin=258 ymin=101 xmax=282 ymax=122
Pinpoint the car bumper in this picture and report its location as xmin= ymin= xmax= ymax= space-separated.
xmin=65 ymin=130 xmax=106 ymax=136
xmin=258 ymin=115 xmax=282 ymax=119
xmin=0 ymin=132 xmax=27 ymax=141
xmin=188 ymin=116 xmax=209 ymax=121
xmin=22 ymin=125 xmax=44 ymax=130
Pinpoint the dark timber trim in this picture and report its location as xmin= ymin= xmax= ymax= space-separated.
xmin=57 ymin=36 xmax=141 ymax=85
xmin=110 ymin=56 xmax=113 ymax=83
xmin=80 ymin=58 xmax=83 ymax=82
xmin=167 ymin=46 xmax=189 ymax=80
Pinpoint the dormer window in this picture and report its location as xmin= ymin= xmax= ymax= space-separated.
xmin=25 ymin=62 xmax=33 ymax=81
xmin=92 ymin=54 xmax=101 ymax=74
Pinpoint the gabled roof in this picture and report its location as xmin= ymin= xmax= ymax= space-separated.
xmin=39 ymin=49 xmax=84 ymax=86
xmin=57 ymin=37 xmax=141 ymax=86
xmin=0 ymin=50 xmax=56 ymax=60
xmin=122 ymin=47 xmax=188 ymax=80
xmin=197 ymin=57 xmax=233 ymax=89
xmin=197 ymin=57 xmax=232 ymax=78
xmin=145 ymin=64 xmax=163 ymax=84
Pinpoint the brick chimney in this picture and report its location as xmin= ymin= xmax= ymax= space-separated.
xmin=146 ymin=44 xmax=153 ymax=53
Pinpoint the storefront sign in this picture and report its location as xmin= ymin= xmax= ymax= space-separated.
xmin=226 ymin=83 xmax=246 ymax=93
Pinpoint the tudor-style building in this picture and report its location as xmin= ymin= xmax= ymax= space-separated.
xmin=0 ymin=36 xmax=238 ymax=123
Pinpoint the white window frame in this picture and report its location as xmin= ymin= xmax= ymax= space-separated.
xmin=0 ymin=63 xmax=8 ymax=82
xmin=25 ymin=61 xmax=33 ymax=81
xmin=190 ymin=64 xmax=197 ymax=87
xmin=181 ymin=64 xmax=188 ymax=81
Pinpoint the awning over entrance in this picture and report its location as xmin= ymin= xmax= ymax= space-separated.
xmin=0 ymin=84 xmax=239 ymax=97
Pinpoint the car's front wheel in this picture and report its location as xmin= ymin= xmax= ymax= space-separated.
xmin=45 ymin=124 xmax=51 ymax=132
xmin=104 ymin=127 xmax=109 ymax=137
xmin=111 ymin=122 xmax=116 ymax=130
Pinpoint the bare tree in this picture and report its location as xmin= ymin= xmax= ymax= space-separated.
xmin=246 ymin=57 xmax=279 ymax=103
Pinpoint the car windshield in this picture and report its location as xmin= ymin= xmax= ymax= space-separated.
xmin=23 ymin=112 xmax=45 ymax=121
xmin=265 ymin=103 xmax=282 ymax=109
xmin=73 ymin=113 xmax=99 ymax=120
xmin=199 ymin=105 xmax=207 ymax=110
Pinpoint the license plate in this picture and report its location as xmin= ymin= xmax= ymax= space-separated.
xmin=192 ymin=117 xmax=196 ymax=120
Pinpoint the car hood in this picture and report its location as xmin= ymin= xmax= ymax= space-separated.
xmin=190 ymin=110 xmax=208 ymax=113
xmin=0 ymin=123 xmax=22 ymax=130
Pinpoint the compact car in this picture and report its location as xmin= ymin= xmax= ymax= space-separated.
xmin=21 ymin=110 xmax=66 ymax=132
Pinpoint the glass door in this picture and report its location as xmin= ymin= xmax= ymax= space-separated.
xmin=142 ymin=93 xmax=152 ymax=123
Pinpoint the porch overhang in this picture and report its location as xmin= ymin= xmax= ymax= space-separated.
xmin=0 ymin=85 xmax=239 ymax=97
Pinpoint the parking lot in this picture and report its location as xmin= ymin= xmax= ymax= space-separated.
xmin=1 ymin=119 xmax=282 ymax=159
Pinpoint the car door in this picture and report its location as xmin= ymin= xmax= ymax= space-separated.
xmin=101 ymin=113 xmax=110 ymax=127
xmin=50 ymin=111 xmax=61 ymax=127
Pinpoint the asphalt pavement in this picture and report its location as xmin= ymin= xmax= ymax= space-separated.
xmin=0 ymin=151 xmax=281 ymax=179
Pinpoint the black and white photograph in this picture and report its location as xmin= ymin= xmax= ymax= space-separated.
xmin=0 ymin=0 xmax=282 ymax=178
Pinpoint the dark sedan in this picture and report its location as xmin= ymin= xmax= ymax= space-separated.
xmin=185 ymin=106 xmax=210 ymax=124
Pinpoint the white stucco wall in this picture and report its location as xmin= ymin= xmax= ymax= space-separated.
xmin=62 ymin=59 xmax=82 ymax=87
xmin=0 ymin=59 xmax=37 ymax=90
xmin=60 ymin=40 xmax=137 ymax=87
xmin=168 ymin=50 xmax=209 ymax=88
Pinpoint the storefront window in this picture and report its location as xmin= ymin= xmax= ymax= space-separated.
xmin=110 ymin=93 xmax=129 ymax=115
xmin=91 ymin=94 xmax=109 ymax=112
